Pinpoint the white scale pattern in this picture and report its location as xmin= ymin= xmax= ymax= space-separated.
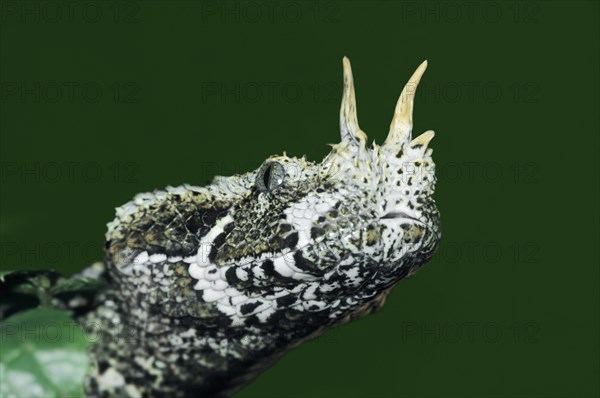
xmin=184 ymin=192 xmax=341 ymax=323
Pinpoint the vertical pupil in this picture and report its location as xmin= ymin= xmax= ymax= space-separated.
xmin=263 ymin=165 xmax=272 ymax=188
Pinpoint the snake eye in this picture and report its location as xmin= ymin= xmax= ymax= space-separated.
xmin=256 ymin=161 xmax=285 ymax=192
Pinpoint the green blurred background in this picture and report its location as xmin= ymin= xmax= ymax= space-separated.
xmin=1 ymin=1 xmax=598 ymax=397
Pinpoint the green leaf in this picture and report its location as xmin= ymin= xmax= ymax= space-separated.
xmin=1 ymin=271 xmax=56 ymax=319
xmin=0 ymin=270 xmax=15 ymax=282
xmin=0 ymin=307 xmax=92 ymax=397
xmin=0 ymin=270 xmax=58 ymax=286
xmin=50 ymin=276 xmax=107 ymax=295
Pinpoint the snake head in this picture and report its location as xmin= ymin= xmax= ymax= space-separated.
xmin=99 ymin=57 xmax=441 ymax=397
xmin=187 ymin=58 xmax=440 ymax=332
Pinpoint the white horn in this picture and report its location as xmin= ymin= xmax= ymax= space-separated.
xmin=340 ymin=57 xmax=367 ymax=145
xmin=411 ymin=130 xmax=435 ymax=148
xmin=383 ymin=60 xmax=428 ymax=148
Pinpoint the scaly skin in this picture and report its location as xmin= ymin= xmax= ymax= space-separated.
xmin=81 ymin=58 xmax=441 ymax=397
